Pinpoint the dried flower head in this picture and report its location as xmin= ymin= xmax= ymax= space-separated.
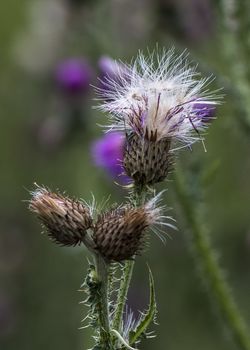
xmin=93 ymin=193 xmax=172 ymax=262
xmin=29 ymin=186 xmax=93 ymax=246
xmin=96 ymin=48 xmax=220 ymax=186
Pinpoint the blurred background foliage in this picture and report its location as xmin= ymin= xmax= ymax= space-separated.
xmin=0 ymin=0 xmax=250 ymax=349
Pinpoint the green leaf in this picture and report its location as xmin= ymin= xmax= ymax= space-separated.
xmin=129 ymin=267 xmax=157 ymax=345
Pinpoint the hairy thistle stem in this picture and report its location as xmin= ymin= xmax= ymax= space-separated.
xmin=112 ymin=188 xmax=147 ymax=336
xmin=94 ymin=254 xmax=113 ymax=349
xmin=112 ymin=259 xmax=135 ymax=333
xmin=174 ymin=170 xmax=250 ymax=350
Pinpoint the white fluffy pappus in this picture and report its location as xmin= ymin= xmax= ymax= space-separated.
xmin=143 ymin=190 xmax=177 ymax=244
xmin=96 ymin=48 xmax=221 ymax=147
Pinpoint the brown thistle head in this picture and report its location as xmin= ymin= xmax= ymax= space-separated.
xmin=29 ymin=186 xmax=93 ymax=246
xmin=93 ymin=197 xmax=165 ymax=262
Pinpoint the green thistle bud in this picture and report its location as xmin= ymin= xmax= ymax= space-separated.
xmin=29 ymin=186 xmax=92 ymax=246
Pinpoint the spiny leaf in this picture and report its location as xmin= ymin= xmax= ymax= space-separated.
xmin=129 ymin=267 xmax=157 ymax=345
xmin=80 ymin=264 xmax=103 ymax=336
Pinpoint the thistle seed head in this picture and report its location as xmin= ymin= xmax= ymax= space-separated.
xmin=29 ymin=186 xmax=93 ymax=246
xmin=123 ymin=132 xmax=174 ymax=186
xmin=96 ymin=48 xmax=221 ymax=148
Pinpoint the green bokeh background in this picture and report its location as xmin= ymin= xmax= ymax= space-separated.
xmin=1 ymin=1 xmax=250 ymax=349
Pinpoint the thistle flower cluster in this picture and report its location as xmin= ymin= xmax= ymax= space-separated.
xmin=29 ymin=186 xmax=167 ymax=262
xmin=97 ymin=49 xmax=219 ymax=186
xmin=28 ymin=48 xmax=220 ymax=350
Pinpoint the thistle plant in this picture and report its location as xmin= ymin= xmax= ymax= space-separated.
xmin=28 ymin=48 xmax=250 ymax=350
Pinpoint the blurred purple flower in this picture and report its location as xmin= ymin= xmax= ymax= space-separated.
xmin=193 ymin=101 xmax=216 ymax=123
xmin=98 ymin=56 xmax=121 ymax=77
xmin=92 ymin=132 xmax=129 ymax=183
xmin=98 ymin=55 xmax=129 ymax=94
xmin=180 ymin=0 xmax=214 ymax=43
xmin=55 ymin=58 xmax=92 ymax=94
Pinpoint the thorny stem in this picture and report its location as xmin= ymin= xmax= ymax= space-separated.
xmin=94 ymin=254 xmax=113 ymax=349
xmin=112 ymin=188 xmax=147 ymax=337
xmin=174 ymin=170 xmax=250 ymax=350
xmin=112 ymin=260 xmax=135 ymax=333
